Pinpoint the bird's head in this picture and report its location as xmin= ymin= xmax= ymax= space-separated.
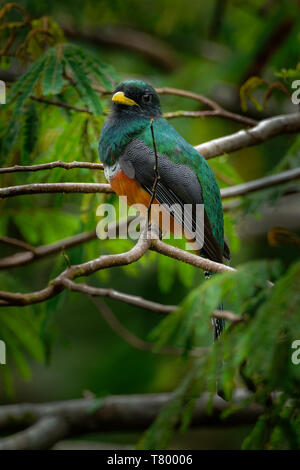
xmin=111 ymin=80 xmax=161 ymax=118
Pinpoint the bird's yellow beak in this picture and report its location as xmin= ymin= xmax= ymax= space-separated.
xmin=112 ymin=91 xmax=139 ymax=107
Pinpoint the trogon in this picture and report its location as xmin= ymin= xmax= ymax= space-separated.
xmin=98 ymin=80 xmax=230 ymax=340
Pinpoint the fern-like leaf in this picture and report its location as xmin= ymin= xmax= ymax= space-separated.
xmin=42 ymin=46 xmax=65 ymax=95
xmin=8 ymin=54 xmax=47 ymax=114
xmin=64 ymin=46 xmax=103 ymax=115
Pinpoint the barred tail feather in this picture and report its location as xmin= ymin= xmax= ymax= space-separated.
xmin=212 ymin=304 xmax=225 ymax=341
xmin=204 ymin=271 xmax=225 ymax=341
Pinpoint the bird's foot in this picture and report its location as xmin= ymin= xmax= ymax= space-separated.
xmin=147 ymin=222 xmax=162 ymax=240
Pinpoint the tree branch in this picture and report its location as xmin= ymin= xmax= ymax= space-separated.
xmin=0 ymin=233 xmax=235 ymax=309
xmin=0 ymin=234 xmax=152 ymax=306
xmin=151 ymin=239 xmax=235 ymax=274
xmin=0 ymin=235 xmax=35 ymax=253
xmin=163 ymin=109 xmax=257 ymax=126
xmin=30 ymin=95 xmax=93 ymax=114
xmin=30 ymin=87 xmax=255 ymax=126
xmin=0 ymin=230 xmax=97 ymax=269
xmin=221 ymin=167 xmax=300 ymax=199
xmin=156 ymin=87 xmax=257 ymax=126
xmin=0 ymin=160 xmax=104 ymax=174
xmin=0 ymin=217 xmax=136 ymax=270
xmin=92 ymin=298 xmax=209 ymax=357
xmin=0 ymin=182 xmax=113 ymax=198
xmin=156 ymin=86 xmax=228 ymax=112
xmin=0 ymin=232 xmax=242 ymax=326
xmin=2 ymin=166 xmax=298 ymax=201
xmin=0 ymin=416 xmax=69 ymax=451
xmin=1 ymin=111 xmax=300 ymax=181
xmin=63 ymin=278 xmax=176 ymax=314
xmin=196 ymin=113 xmax=300 ymax=159
xmin=213 ymin=309 xmax=243 ymax=323
xmin=1 ymin=113 xmax=299 ymax=183
xmin=0 ymin=390 xmax=264 ymax=449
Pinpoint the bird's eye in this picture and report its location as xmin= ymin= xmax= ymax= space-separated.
xmin=142 ymin=93 xmax=152 ymax=104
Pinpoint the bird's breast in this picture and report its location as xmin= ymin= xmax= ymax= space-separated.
xmin=104 ymin=162 xmax=120 ymax=182
xmin=108 ymin=166 xmax=152 ymax=208
xmin=104 ymin=164 xmax=187 ymax=241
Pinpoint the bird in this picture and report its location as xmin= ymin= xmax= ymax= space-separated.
xmin=98 ymin=80 xmax=230 ymax=340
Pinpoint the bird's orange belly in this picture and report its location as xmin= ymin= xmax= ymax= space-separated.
xmin=110 ymin=171 xmax=180 ymax=235
xmin=110 ymin=170 xmax=154 ymax=207
xmin=110 ymin=170 xmax=200 ymax=252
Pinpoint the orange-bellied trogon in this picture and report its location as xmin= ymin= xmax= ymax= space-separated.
xmin=98 ymin=80 xmax=230 ymax=340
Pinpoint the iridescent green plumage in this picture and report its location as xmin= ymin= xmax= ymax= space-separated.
xmin=99 ymin=80 xmax=224 ymax=253
xmin=140 ymin=118 xmax=224 ymax=251
xmin=99 ymin=80 xmax=229 ymax=340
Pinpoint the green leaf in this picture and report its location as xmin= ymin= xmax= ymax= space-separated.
xmin=68 ymin=46 xmax=114 ymax=91
xmin=224 ymin=213 xmax=240 ymax=253
xmin=1 ymin=309 xmax=45 ymax=362
xmin=137 ymin=365 xmax=202 ymax=450
xmin=242 ymin=415 xmax=270 ymax=449
xmin=22 ymin=103 xmax=39 ymax=164
xmin=157 ymin=254 xmax=175 ymax=293
xmin=0 ymin=119 xmax=20 ymax=165
xmin=42 ymin=46 xmax=65 ymax=95
xmin=1 ymin=325 xmax=31 ymax=380
xmin=64 ymin=46 xmax=103 ymax=115
xmin=8 ymin=54 xmax=47 ymax=114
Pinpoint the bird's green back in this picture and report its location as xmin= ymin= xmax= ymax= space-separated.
xmin=99 ymin=110 xmax=224 ymax=252
xmin=140 ymin=117 xmax=224 ymax=250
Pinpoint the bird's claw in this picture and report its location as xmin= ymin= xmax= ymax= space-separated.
xmin=147 ymin=222 xmax=162 ymax=240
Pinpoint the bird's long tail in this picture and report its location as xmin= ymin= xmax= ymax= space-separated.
xmin=205 ymin=270 xmax=226 ymax=399
xmin=204 ymin=271 xmax=225 ymax=341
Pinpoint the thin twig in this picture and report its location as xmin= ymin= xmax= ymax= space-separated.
xmin=0 ymin=182 xmax=113 ymax=198
xmin=0 ymin=161 xmax=104 ymax=174
xmin=1 ymin=166 xmax=299 ymax=201
xmin=63 ymin=278 xmax=177 ymax=314
xmin=0 ymin=231 xmax=96 ymax=269
xmin=151 ymin=238 xmax=235 ymax=274
xmin=0 ymin=416 xmax=69 ymax=451
xmin=0 ymin=235 xmax=152 ymax=306
xmin=196 ymin=113 xmax=300 ymax=159
xmin=220 ymin=167 xmax=300 ymax=199
xmin=28 ymin=84 xmax=257 ymax=126
xmin=0 ymin=234 xmax=234 ymax=308
xmin=92 ymin=298 xmax=209 ymax=357
xmin=30 ymin=96 xmax=92 ymax=114
xmin=1 ymin=113 xmax=299 ymax=182
xmin=0 ymin=218 xmax=136 ymax=270
xmin=213 ymin=309 xmax=243 ymax=324
xmin=0 ymin=236 xmax=35 ymax=253
xmin=156 ymin=86 xmax=224 ymax=111
xmin=0 ymin=239 xmax=241 ymax=323
xmin=213 ymin=168 xmax=235 ymax=186
xmin=163 ymin=109 xmax=257 ymax=127
xmin=157 ymin=87 xmax=257 ymax=126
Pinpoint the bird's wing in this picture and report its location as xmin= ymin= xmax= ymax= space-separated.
xmin=119 ymin=128 xmax=224 ymax=262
